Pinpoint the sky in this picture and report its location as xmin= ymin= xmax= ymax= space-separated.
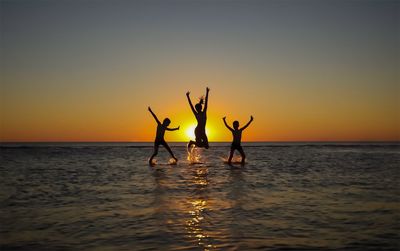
xmin=1 ymin=0 xmax=399 ymax=142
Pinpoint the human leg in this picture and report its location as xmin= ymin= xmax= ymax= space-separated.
xmin=188 ymin=140 xmax=196 ymax=151
xmin=149 ymin=143 xmax=159 ymax=165
xmin=228 ymin=146 xmax=235 ymax=164
xmin=237 ymin=146 xmax=246 ymax=165
xmin=162 ymin=142 xmax=177 ymax=162
xmin=203 ymin=135 xmax=209 ymax=149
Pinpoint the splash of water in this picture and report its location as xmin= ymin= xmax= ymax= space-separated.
xmin=168 ymin=158 xmax=177 ymax=165
xmin=187 ymin=145 xmax=202 ymax=164
xmin=149 ymin=158 xmax=157 ymax=166
xmin=221 ymin=156 xmax=245 ymax=164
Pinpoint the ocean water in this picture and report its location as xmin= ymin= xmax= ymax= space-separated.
xmin=0 ymin=142 xmax=399 ymax=251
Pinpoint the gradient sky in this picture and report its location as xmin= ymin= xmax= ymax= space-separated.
xmin=1 ymin=0 xmax=399 ymax=142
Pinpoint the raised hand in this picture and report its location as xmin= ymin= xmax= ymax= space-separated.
xmin=206 ymin=87 xmax=210 ymax=92
xmin=186 ymin=91 xmax=190 ymax=96
xmin=148 ymin=106 xmax=152 ymax=112
xmin=250 ymin=115 xmax=254 ymax=121
xmin=177 ymin=126 xmax=180 ymax=130
xmin=223 ymin=116 xmax=233 ymax=131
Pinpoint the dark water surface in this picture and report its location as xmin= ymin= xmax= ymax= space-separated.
xmin=1 ymin=142 xmax=399 ymax=250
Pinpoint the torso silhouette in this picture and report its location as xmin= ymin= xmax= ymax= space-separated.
xmin=155 ymin=124 xmax=166 ymax=142
xmin=195 ymin=111 xmax=206 ymax=132
xmin=232 ymin=129 xmax=242 ymax=145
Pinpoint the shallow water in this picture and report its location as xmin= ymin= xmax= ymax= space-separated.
xmin=1 ymin=142 xmax=399 ymax=250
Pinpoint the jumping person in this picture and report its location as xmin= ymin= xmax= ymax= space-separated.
xmin=223 ymin=116 xmax=254 ymax=165
xmin=186 ymin=87 xmax=210 ymax=150
xmin=148 ymin=106 xmax=179 ymax=165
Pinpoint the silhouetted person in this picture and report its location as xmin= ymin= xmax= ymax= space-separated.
xmin=186 ymin=87 xmax=210 ymax=150
xmin=223 ymin=116 xmax=254 ymax=165
xmin=148 ymin=106 xmax=179 ymax=165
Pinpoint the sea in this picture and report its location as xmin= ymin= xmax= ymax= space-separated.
xmin=1 ymin=142 xmax=399 ymax=251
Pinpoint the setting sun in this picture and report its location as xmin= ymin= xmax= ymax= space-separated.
xmin=184 ymin=124 xmax=213 ymax=142
xmin=185 ymin=125 xmax=196 ymax=140
xmin=1 ymin=0 xmax=398 ymax=143
xmin=1 ymin=1 xmax=399 ymax=250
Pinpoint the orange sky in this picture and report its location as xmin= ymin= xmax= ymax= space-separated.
xmin=1 ymin=1 xmax=399 ymax=142
xmin=1 ymin=83 xmax=399 ymax=142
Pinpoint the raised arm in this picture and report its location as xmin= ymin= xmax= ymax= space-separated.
xmin=186 ymin=91 xmax=197 ymax=115
xmin=166 ymin=126 xmax=180 ymax=131
xmin=148 ymin=106 xmax=161 ymax=124
xmin=223 ymin=117 xmax=233 ymax=132
xmin=240 ymin=116 xmax=254 ymax=131
xmin=204 ymin=87 xmax=210 ymax=112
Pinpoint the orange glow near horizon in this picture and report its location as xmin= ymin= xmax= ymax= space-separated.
xmin=1 ymin=1 xmax=399 ymax=143
xmin=1 ymin=101 xmax=399 ymax=142
xmin=1 ymin=88 xmax=399 ymax=142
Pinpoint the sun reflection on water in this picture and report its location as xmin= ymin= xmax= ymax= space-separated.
xmin=185 ymin=166 xmax=217 ymax=250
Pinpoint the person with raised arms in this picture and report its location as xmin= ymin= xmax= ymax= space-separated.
xmin=223 ymin=115 xmax=254 ymax=165
xmin=186 ymin=87 xmax=210 ymax=150
xmin=148 ymin=106 xmax=179 ymax=165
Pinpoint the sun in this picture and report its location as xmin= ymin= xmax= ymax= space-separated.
xmin=185 ymin=125 xmax=196 ymax=140
xmin=185 ymin=124 xmax=212 ymax=141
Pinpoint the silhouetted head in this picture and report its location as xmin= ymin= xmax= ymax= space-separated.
xmin=195 ymin=103 xmax=202 ymax=112
xmin=233 ymin=120 xmax=239 ymax=129
xmin=195 ymin=97 xmax=204 ymax=112
xmin=162 ymin=118 xmax=171 ymax=126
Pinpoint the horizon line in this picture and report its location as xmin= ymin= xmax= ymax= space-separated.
xmin=1 ymin=140 xmax=399 ymax=143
